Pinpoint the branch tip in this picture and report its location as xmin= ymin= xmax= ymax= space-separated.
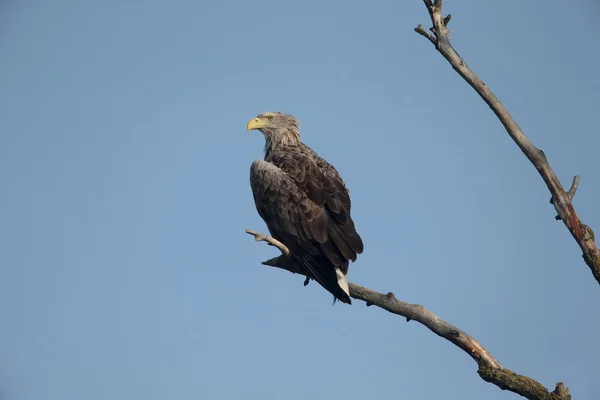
xmin=443 ymin=14 xmax=451 ymax=26
xmin=567 ymin=175 xmax=580 ymax=200
xmin=414 ymin=25 xmax=436 ymax=45
xmin=245 ymin=228 xmax=290 ymax=256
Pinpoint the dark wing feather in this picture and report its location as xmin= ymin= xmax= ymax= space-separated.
xmin=269 ymin=144 xmax=364 ymax=265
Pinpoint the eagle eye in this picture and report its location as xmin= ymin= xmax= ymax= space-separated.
xmin=267 ymin=115 xmax=274 ymax=121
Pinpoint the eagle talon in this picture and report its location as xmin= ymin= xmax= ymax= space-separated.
xmin=303 ymin=276 xmax=311 ymax=286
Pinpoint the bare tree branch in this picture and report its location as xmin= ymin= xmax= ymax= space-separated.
xmin=245 ymin=3 xmax=589 ymax=399
xmin=414 ymin=0 xmax=600 ymax=285
xmin=246 ymin=230 xmax=571 ymax=400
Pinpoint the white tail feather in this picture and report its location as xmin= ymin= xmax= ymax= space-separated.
xmin=335 ymin=267 xmax=350 ymax=298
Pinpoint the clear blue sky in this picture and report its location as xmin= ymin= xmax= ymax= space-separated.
xmin=1 ymin=1 xmax=598 ymax=399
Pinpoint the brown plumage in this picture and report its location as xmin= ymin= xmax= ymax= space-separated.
xmin=247 ymin=111 xmax=363 ymax=304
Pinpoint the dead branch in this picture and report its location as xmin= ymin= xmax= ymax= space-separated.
xmin=246 ymin=229 xmax=570 ymax=400
xmin=244 ymin=2 xmax=587 ymax=398
xmin=414 ymin=0 xmax=600 ymax=285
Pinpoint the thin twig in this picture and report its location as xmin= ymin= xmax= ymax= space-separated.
xmin=416 ymin=0 xmax=600 ymax=285
xmin=414 ymin=24 xmax=436 ymax=45
xmin=245 ymin=229 xmax=290 ymax=256
xmin=566 ymin=175 xmax=580 ymax=201
xmin=443 ymin=14 xmax=451 ymax=26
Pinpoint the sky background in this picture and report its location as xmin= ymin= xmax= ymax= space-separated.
xmin=1 ymin=0 xmax=599 ymax=399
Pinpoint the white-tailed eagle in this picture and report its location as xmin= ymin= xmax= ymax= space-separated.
xmin=247 ymin=111 xmax=363 ymax=304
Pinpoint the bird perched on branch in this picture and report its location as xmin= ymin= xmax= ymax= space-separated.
xmin=247 ymin=111 xmax=363 ymax=304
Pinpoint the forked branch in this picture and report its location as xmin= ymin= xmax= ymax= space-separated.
xmin=414 ymin=0 xmax=600 ymax=285
xmin=246 ymin=229 xmax=570 ymax=400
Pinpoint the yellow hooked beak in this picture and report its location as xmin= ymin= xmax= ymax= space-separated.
xmin=247 ymin=117 xmax=267 ymax=132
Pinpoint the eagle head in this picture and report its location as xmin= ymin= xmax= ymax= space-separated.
xmin=247 ymin=112 xmax=301 ymax=145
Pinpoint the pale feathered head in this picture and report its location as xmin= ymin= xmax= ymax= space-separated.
xmin=247 ymin=111 xmax=301 ymax=146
